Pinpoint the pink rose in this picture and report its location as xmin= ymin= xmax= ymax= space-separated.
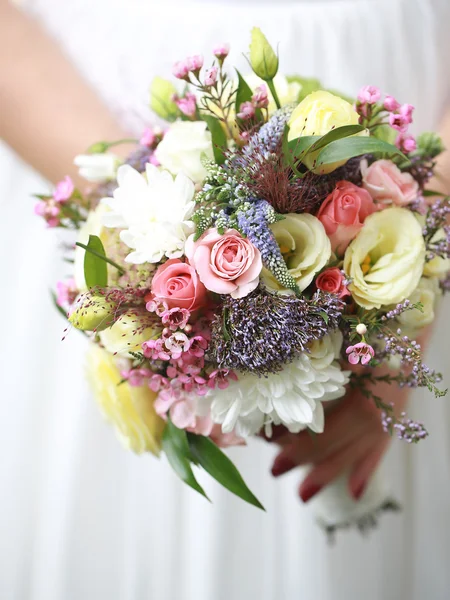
xmin=151 ymin=258 xmax=209 ymax=311
xmin=316 ymin=268 xmax=350 ymax=299
xmin=362 ymin=159 xmax=419 ymax=206
xmin=317 ymin=181 xmax=376 ymax=256
xmin=185 ymin=229 xmax=262 ymax=299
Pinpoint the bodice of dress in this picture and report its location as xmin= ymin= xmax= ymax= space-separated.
xmin=21 ymin=0 xmax=450 ymax=135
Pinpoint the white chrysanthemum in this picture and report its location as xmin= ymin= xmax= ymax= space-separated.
xmin=101 ymin=164 xmax=195 ymax=264
xmin=203 ymin=332 xmax=349 ymax=438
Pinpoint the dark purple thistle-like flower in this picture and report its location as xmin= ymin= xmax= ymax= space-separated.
xmin=208 ymin=288 xmax=344 ymax=376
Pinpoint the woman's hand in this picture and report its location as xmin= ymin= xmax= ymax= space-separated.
xmin=269 ymin=384 xmax=409 ymax=503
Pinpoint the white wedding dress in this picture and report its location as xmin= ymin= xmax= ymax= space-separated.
xmin=2 ymin=0 xmax=450 ymax=598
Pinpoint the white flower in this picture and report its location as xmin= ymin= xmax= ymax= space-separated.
xmin=154 ymin=121 xmax=213 ymax=183
xmin=423 ymin=228 xmax=450 ymax=278
xmin=203 ymin=333 xmax=349 ymax=438
xmin=398 ymin=276 xmax=442 ymax=331
xmin=101 ymin=164 xmax=195 ymax=264
xmin=74 ymin=153 xmax=120 ymax=182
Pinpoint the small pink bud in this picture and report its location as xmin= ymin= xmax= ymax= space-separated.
xmin=237 ymin=101 xmax=255 ymax=120
xmin=396 ymin=133 xmax=417 ymax=153
xmin=389 ymin=112 xmax=409 ymax=132
xmin=53 ymin=176 xmax=74 ymax=202
xmin=172 ymin=60 xmax=190 ymax=80
xmin=204 ymin=66 xmax=218 ymax=87
xmin=252 ymin=84 xmax=269 ymax=109
xmin=357 ymin=85 xmax=381 ymax=105
xmin=139 ymin=127 xmax=156 ymax=147
xmin=383 ymin=95 xmax=400 ymax=112
xmin=174 ymin=92 xmax=197 ymax=118
xmin=186 ymin=55 xmax=204 ymax=72
xmin=399 ymin=103 xmax=414 ymax=124
xmin=213 ymin=43 xmax=230 ymax=60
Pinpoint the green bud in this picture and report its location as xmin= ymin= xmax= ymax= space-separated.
xmin=86 ymin=141 xmax=110 ymax=154
xmin=417 ymin=132 xmax=445 ymax=159
xmin=69 ymin=295 xmax=117 ymax=332
xmin=249 ymin=27 xmax=278 ymax=81
xmin=150 ymin=77 xmax=179 ymax=121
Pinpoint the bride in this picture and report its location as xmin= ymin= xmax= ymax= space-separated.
xmin=1 ymin=0 xmax=450 ymax=598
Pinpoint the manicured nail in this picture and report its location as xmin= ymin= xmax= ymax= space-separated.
xmin=300 ymin=483 xmax=323 ymax=503
xmin=352 ymin=481 xmax=367 ymax=500
xmin=271 ymin=456 xmax=296 ymax=477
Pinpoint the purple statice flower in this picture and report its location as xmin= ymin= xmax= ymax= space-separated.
xmin=382 ymin=409 xmax=428 ymax=443
xmin=208 ymin=287 xmax=343 ymax=376
xmin=236 ymin=199 xmax=299 ymax=293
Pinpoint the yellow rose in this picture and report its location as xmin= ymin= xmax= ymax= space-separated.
xmin=86 ymin=344 xmax=165 ymax=455
xmin=344 ymin=207 xmax=426 ymax=309
xmin=288 ymin=90 xmax=365 ymax=174
xmin=398 ymin=277 xmax=441 ymax=331
xmin=263 ymin=213 xmax=331 ymax=292
xmin=99 ymin=311 xmax=158 ymax=357
xmin=423 ymin=229 xmax=450 ymax=278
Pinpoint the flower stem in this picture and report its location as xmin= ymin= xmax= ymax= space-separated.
xmin=267 ymin=79 xmax=281 ymax=110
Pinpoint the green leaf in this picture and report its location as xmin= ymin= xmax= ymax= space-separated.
xmin=75 ymin=240 xmax=125 ymax=276
xmin=288 ymin=125 xmax=365 ymax=159
xmin=81 ymin=235 xmax=108 ymax=289
xmin=235 ymin=69 xmax=253 ymax=114
xmin=282 ymin=125 xmax=305 ymax=177
xmin=423 ymin=189 xmax=448 ymax=198
xmin=202 ymin=115 xmax=227 ymax=165
xmin=316 ymin=136 xmax=407 ymax=167
xmin=162 ymin=419 xmax=209 ymax=500
xmin=50 ymin=290 xmax=69 ymax=320
xmin=187 ymin=433 xmax=265 ymax=510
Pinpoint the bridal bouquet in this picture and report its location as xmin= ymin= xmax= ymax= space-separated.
xmin=35 ymin=29 xmax=450 ymax=512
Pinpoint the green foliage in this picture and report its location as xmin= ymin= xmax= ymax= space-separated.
xmin=82 ymin=235 xmax=108 ymax=289
xmin=202 ymin=115 xmax=227 ymax=165
xmin=316 ymin=136 xmax=406 ymax=168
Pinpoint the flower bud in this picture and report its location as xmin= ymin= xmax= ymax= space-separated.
xmin=149 ymin=77 xmax=179 ymax=121
xmin=356 ymin=323 xmax=367 ymax=335
xmin=69 ymin=295 xmax=117 ymax=332
xmin=417 ymin=132 xmax=445 ymax=158
xmin=249 ymin=27 xmax=278 ymax=81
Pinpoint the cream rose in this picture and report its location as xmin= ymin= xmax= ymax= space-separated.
xmin=288 ymin=90 xmax=366 ymax=174
xmin=86 ymin=345 xmax=165 ymax=455
xmin=343 ymin=207 xmax=426 ymax=309
xmin=263 ymin=213 xmax=331 ymax=292
xmin=423 ymin=229 xmax=450 ymax=278
xmin=398 ymin=277 xmax=441 ymax=331
xmin=154 ymin=121 xmax=213 ymax=183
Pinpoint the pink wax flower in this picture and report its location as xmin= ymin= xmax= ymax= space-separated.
xmin=148 ymin=374 xmax=169 ymax=393
xmin=383 ymin=95 xmax=400 ymax=112
xmin=389 ymin=112 xmax=409 ymax=132
xmin=208 ymin=368 xmax=238 ymax=390
xmin=357 ymin=85 xmax=381 ymax=105
xmin=213 ymin=43 xmax=230 ymax=60
xmin=174 ymin=92 xmax=197 ymax=118
xmin=346 ymin=342 xmax=375 ymax=366
xmin=252 ymin=84 xmax=269 ymax=109
xmin=315 ymin=268 xmax=350 ymax=299
xmin=165 ymin=332 xmax=191 ymax=359
xmin=237 ymin=101 xmax=255 ymax=120
xmin=121 ymin=367 xmax=153 ymax=387
xmin=56 ymin=278 xmax=78 ymax=307
xmin=185 ymin=229 xmax=262 ymax=299
xmin=53 ymin=176 xmax=74 ymax=202
xmin=188 ymin=335 xmax=208 ymax=358
xmin=396 ymin=133 xmax=417 ymax=154
xmin=142 ymin=339 xmax=170 ymax=361
xmin=172 ymin=60 xmax=190 ymax=80
xmin=139 ymin=127 xmax=156 ymax=147
xmin=151 ymin=258 xmax=209 ymax=311
xmin=362 ymin=159 xmax=419 ymax=206
xmin=186 ymin=54 xmax=204 ymax=72
xmin=161 ymin=307 xmax=190 ymax=331
xmin=399 ymin=103 xmax=414 ymax=124
xmin=317 ymin=181 xmax=376 ymax=256
xmin=204 ymin=67 xmax=218 ymax=87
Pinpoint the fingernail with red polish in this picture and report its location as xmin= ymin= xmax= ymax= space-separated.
xmin=353 ymin=481 xmax=367 ymax=501
xmin=300 ymin=484 xmax=323 ymax=503
xmin=271 ymin=457 xmax=295 ymax=477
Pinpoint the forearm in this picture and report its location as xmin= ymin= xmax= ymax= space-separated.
xmin=0 ymin=1 xmax=131 ymax=184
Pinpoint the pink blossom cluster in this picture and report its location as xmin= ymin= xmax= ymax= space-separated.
xmin=172 ymin=92 xmax=197 ymax=118
xmin=356 ymin=86 xmax=416 ymax=154
xmin=237 ymin=85 xmax=269 ymax=120
xmin=34 ymin=175 xmax=74 ymax=227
